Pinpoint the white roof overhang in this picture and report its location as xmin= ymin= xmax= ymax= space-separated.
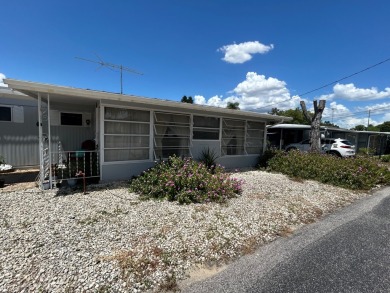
xmin=4 ymin=79 xmax=292 ymax=122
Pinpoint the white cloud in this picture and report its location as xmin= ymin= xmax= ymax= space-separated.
xmin=0 ymin=73 xmax=7 ymax=87
xmin=325 ymin=101 xmax=390 ymax=128
xmin=195 ymin=72 xmax=300 ymax=113
xmin=218 ymin=41 xmax=274 ymax=64
xmin=319 ymin=83 xmax=390 ymax=101
xmin=194 ymin=95 xmax=206 ymax=105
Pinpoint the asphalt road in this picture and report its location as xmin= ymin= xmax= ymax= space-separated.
xmin=183 ymin=187 xmax=390 ymax=293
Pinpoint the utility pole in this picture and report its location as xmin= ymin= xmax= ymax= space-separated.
xmin=367 ymin=110 xmax=371 ymax=128
xmin=75 ymin=56 xmax=143 ymax=94
xmin=331 ymin=108 xmax=335 ymax=124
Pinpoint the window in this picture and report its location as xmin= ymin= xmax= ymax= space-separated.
xmin=0 ymin=105 xmax=24 ymax=123
xmin=246 ymin=121 xmax=265 ymax=154
xmin=222 ymin=119 xmax=245 ymax=155
xmin=61 ymin=112 xmax=83 ymax=126
xmin=193 ymin=116 xmax=220 ymax=140
xmin=0 ymin=106 xmax=11 ymax=121
xmin=154 ymin=112 xmax=191 ymax=159
xmin=104 ymin=107 xmax=150 ymax=162
xmin=222 ymin=119 xmax=265 ymax=156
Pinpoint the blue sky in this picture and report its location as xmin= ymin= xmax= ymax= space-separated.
xmin=1 ymin=0 xmax=390 ymax=128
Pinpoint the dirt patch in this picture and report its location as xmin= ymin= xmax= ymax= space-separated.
xmin=0 ymin=169 xmax=39 ymax=192
xmin=179 ymin=265 xmax=227 ymax=289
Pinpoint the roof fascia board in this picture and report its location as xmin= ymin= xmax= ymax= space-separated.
xmin=4 ymin=78 xmax=292 ymax=122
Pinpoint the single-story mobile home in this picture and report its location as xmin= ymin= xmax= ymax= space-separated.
xmin=267 ymin=124 xmax=390 ymax=154
xmin=0 ymin=86 xmax=40 ymax=167
xmin=4 ymin=79 xmax=291 ymax=189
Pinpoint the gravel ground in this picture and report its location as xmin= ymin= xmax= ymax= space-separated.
xmin=0 ymin=170 xmax=370 ymax=292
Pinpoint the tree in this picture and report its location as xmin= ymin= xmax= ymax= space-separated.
xmin=226 ymin=102 xmax=240 ymax=110
xmin=378 ymin=121 xmax=390 ymax=132
xmin=300 ymin=100 xmax=326 ymax=153
xmin=268 ymin=107 xmax=309 ymax=124
xmin=181 ymin=95 xmax=194 ymax=104
xmin=367 ymin=124 xmax=380 ymax=132
xmin=351 ymin=124 xmax=366 ymax=131
xmin=322 ymin=121 xmax=339 ymax=128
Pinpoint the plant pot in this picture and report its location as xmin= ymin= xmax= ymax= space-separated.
xmin=67 ymin=178 xmax=77 ymax=187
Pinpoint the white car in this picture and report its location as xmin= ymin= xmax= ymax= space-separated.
xmin=285 ymin=138 xmax=355 ymax=157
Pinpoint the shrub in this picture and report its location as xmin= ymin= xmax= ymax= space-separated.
xmin=129 ymin=155 xmax=243 ymax=204
xmin=258 ymin=148 xmax=280 ymax=168
xmin=267 ymin=150 xmax=390 ymax=190
xmin=358 ymin=147 xmax=376 ymax=156
xmin=198 ymin=147 xmax=219 ymax=172
xmin=380 ymin=155 xmax=390 ymax=163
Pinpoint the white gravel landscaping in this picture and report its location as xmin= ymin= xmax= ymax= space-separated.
xmin=0 ymin=170 xmax=369 ymax=292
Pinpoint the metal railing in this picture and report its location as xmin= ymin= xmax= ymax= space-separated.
xmin=42 ymin=150 xmax=100 ymax=189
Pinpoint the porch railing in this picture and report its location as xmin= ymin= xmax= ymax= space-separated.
xmin=42 ymin=150 xmax=100 ymax=189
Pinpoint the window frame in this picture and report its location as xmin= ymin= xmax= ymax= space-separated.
xmin=192 ymin=115 xmax=220 ymax=140
xmin=153 ymin=111 xmax=192 ymax=159
xmin=103 ymin=106 xmax=151 ymax=162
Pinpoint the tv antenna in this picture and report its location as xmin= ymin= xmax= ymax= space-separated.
xmin=75 ymin=55 xmax=143 ymax=94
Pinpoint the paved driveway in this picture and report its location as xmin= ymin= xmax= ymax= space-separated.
xmin=183 ymin=187 xmax=390 ymax=293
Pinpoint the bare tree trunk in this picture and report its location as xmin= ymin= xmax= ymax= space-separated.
xmin=300 ymin=100 xmax=326 ymax=153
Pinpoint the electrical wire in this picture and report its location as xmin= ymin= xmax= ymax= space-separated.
xmin=256 ymin=56 xmax=390 ymax=110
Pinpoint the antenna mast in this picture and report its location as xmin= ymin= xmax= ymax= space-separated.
xmin=75 ymin=56 xmax=143 ymax=94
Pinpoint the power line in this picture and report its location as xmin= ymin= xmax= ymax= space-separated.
xmin=323 ymin=104 xmax=390 ymax=120
xmin=298 ymin=57 xmax=390 ymax=97
xmin=257 ymin=56 xmax=390 ymax=110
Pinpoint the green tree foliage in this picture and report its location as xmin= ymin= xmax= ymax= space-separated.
xmin=378 ymin=121 xmax=390 ymax=132
xmin=269 ymin=107 xmax=310 ymax=124
xmin=321 ymin=121 xmax=340 ymax=128
xmin=367 ymin=124 xmax=380 ymax=131
xmin=352 ymin=122 xmax=389 ymax=132
xmin=351 ymin=124 xmax=366 ymax=131
xmin=181 ymin=95 xmax=194 ymax=104
xmin=226 ymin=102 xmax=240 ymax=110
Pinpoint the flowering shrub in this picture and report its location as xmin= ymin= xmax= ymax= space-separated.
xmin=129 ymin=155 xmax=243 ymax=204
xmin=268 ymin=150 xmax=390 ymax=190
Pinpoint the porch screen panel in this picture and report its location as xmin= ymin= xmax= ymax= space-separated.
xmin=222 ymin=119 xmax=245 ymax=155
xmin=104 ymin=107 xmax=150 ymax=162
xmin=193 ymin=116 xmax=220 ymax=140
xmin=246 ymin=121 xmax=265 ymax=154
xmin=154 ymin=112 xmax=191 ymax=159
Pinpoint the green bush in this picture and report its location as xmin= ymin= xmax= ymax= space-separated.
xmin=380 ymin=155 xmax=390 ymax=163
xmin=258 ymin=148 xmax=280 ymax=168
xmin=267 ymin=150 xmax=390 ymax=190
xmin=358 ymin=147 xmax=375 ymax=156
xmin=198 ymin=147 xmax=219 ymax=172
xmin=129 ymin=155 xmax=243 ymax=204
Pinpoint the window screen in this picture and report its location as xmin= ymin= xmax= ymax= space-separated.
xmin=222 ymin=119 xmax=265 ymax=156
xmin=154 ymin=112 xmax=191 ymax=159
xmin=104 ymin=107 xmax=150 ymax=162
xmin=193 ymin=116 xmax=220 ymax=140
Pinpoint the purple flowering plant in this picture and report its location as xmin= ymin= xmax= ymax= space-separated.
xmin=129 ymin=155 xmax=243 ymax=204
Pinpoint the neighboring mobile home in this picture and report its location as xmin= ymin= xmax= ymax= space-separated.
xmin=4 ymin=79 xmax=291 ymax=188
xmin=267 ymin=124 xmax=390 ymax=154
xmin=0 ymin=86 xmax=40 ymax=167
